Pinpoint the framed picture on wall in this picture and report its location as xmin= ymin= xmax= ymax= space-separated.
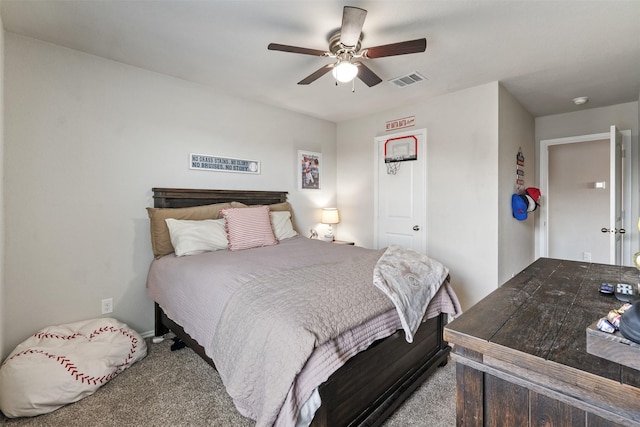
xmin=298 ymin=150 xmax=321 ymax=190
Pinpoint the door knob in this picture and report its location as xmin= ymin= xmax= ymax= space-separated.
xmin=601 ymin=227 xmax=626 ymax=234
xmin=413 ymin=225 xmax=420 ymax=231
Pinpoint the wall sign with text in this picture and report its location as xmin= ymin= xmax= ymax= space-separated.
xmin=189 ymin=153 xmax=260 ymax=174
xmin=385 ymin=116 xmax=415 ymax=131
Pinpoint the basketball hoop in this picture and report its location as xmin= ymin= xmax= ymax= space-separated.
xmin=386 ymin=162 xmax=401 ymax=175
xmin=384 ymin=135 xmax=417 ymax=175
xmin=384 ymin=136 xmax=417 ymax=162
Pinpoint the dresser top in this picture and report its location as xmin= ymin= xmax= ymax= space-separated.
xmin=445 ymin=257 xmax=640 ymax=385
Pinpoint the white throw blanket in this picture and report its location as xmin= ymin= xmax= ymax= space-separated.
xmin=373 ymin=245 xmax=450 ymax=343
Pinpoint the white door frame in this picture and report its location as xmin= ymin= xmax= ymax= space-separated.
xmin=538 ymin=129 xmax=631 ymax=265
xmin=373 ymin=128 xmax=428 ymax=253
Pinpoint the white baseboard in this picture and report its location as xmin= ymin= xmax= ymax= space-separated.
xmin=140 ymin=330 xmax=156 ymax=339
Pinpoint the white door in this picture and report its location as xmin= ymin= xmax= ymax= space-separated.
xmin=609 ymin=125 xmax=624 ymax=265
xmin=374 ymin=129 xmax=427 ymax=253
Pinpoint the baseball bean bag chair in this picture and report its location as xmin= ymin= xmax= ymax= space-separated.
xmin=0 ymin=317 xmax=147 ymax=418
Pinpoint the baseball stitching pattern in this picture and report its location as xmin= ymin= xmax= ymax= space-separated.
xmin=3 ymin=325 xmax=140 ymax=385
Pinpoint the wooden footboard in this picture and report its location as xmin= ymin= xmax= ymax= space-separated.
xmin=155 ymin=303 xmax=449 ymax=427
xmin=311 ymin=313 xmax=450 ymax=427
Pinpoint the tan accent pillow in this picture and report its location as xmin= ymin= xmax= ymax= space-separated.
xmin=231 ymin=201 xmax=291 ymax=212
xmin=267 ymin=201 xmax=293 ymax=213
xmin=146 ymin=202 xmax=232 ymax=257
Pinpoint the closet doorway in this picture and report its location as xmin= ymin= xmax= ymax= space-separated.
xmin=539 ymin=126 xmax=631 ymax=265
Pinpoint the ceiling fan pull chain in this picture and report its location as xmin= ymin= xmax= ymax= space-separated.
xmin=352 ymin=79 xmax=355 ymax=93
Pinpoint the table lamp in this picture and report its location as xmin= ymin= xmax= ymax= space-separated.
xmin=321 ymin=208 xmax=340 ymax=242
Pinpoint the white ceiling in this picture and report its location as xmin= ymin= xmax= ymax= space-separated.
xmin=2 ymin=0 xmax=639 ymax=123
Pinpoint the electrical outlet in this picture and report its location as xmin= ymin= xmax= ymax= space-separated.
xmin=101 ymin=298 xmax=113 ymax=314
xmin=583 ymin=252 xmax=592 ymax=262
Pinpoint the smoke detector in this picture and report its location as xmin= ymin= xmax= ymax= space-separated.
xmin=572 ymin=96 xmax=589 ymax=105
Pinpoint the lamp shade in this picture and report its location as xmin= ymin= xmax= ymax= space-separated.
xmin=332 ymin=62 xmax=358 ymax=83
xmin=321 ymin=208 xmax=340 ymax=224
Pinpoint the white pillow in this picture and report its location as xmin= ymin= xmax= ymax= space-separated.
xmin=270 ymin=211 xmax=298 ymax=240
xmin=165 ymin=218 xmax=228 ymax=256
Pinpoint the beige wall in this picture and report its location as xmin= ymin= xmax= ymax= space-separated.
xmin=337 ymin=82 xmax=512 ymax=311
xmin=498 ymin=85 xmax=535 ymax=284
xmin=535 ymin=102 xmax=639 ymax=262
xmin=3 ymin=34 xmax=337 ymax=358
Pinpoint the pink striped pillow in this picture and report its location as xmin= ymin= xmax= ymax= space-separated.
xmin=221 ymin=206 xmax=278 ymax=251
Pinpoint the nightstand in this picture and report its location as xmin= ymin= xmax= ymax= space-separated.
xmin=332 ymin=240 xmax=355 ymax=245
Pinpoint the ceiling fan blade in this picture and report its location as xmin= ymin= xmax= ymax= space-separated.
xmin=340 ymin=6 xmax=367 ymax=47
xmin=354 ymin=61 xmax=382 ymax=87
xmin=268 ymin=43 xmax=328 ymax=57
xmin=298 ymin=64 xmax=334 ymax=85
xmin=363 ymin=38 xmax=427 ymax=59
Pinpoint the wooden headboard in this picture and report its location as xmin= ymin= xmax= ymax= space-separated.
xmin=152 ymin=188 xmax=288 ymax=208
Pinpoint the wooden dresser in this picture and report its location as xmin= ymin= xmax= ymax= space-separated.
xmin=444 ymin=258 xmax=640 ymax=426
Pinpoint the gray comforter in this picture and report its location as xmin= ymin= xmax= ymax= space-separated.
xmin=212 ymin=249 xmax=392 ymax=426
xmin=211 ymin=244 xmax=451 ymax=427
xmin=147 ymin=237 xmax=460 ymax=427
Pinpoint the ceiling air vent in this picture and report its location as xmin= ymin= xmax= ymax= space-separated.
xmin=388 ymin=72 xmax=427 ymax=88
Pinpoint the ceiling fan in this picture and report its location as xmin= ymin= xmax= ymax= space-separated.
xmin=268 ymin=6 xmax=427 ymax=87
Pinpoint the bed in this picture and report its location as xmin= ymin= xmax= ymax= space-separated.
xmin=145 ymin=187 xmax=460 ymax=427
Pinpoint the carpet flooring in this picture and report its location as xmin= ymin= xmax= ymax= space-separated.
xmin=0 ymin=336 xmax=456 ymax=426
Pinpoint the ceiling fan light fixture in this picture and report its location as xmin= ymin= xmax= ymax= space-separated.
xmin=332 ymin=61 xmax=358 ymax=83
xmin=269 ymin=6 xmax=427 ymax=88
